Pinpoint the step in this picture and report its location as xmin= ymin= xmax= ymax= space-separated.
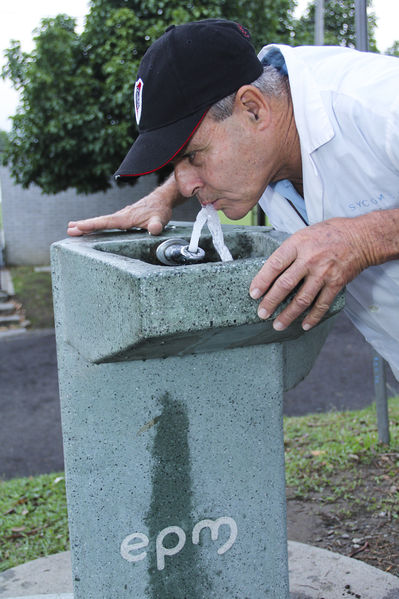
xmin=0 ymin=302 xmax=16 ymax=315
xmin=0 ymin=314 xmax=21 ymax=326
xmin=0 ymin=327 xmax=27 ymax=339
xmin=0 ymin=290 xmax=9 ymax=303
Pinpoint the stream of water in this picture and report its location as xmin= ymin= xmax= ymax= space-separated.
xmin=188 ymin=205 xmax=233 ymax=262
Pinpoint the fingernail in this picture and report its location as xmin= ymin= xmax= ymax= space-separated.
xmin=250 ymin=288 xmax=262 ymax=299
xmin=273 ymin=320 xmax=285 ymax=331
xmin=302 ymin=323 xmax=311 ymax=331
xmin=258 ymin=308 xmax=269 ymax=319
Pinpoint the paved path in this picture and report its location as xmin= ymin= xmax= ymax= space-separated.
xmin=0 ymin=329 xmax=63 ymax=479
xmin=1 ymin=313 xmax=398 ymax=480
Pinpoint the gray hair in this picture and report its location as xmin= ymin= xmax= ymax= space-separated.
xmin=209 ymin=65 xmax=288 ymax=122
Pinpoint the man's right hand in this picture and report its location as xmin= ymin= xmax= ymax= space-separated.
xmin=67 ymin=175 xmax=182 ymax=237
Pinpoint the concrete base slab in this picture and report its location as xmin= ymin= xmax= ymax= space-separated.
xmin=0 ymin=552 xmax=72 ymax=598
xmin=1 ymin=542 xmax=399 ymax=599
xmin=288 ymin=541 xmax=399 ymax=599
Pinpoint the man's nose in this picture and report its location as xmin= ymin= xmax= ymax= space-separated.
xmin=174 ymin=162 xmax=203 ymax=198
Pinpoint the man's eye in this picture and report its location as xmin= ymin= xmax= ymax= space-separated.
xmin=187 ymin=152 xmax=197 ymax=164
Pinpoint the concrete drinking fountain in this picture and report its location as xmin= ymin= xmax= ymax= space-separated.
xmin=51 ymin=223 xmax=344 ymax=598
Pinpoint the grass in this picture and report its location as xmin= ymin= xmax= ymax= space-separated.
xmin=9 ymin=266 xmax=54 ymax=328
xmin=284 ymin=397 xmax=399 ymax=514
xmin=1 ymin=399 xmax=398 ymax=573
xmin=0 ymin=473 xmax=68 ymax=571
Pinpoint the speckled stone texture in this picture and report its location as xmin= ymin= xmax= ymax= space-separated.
xmin=51 ymin=224 xmax=344 ymax=599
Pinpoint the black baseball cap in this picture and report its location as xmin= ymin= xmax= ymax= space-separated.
xmin=114 ymin=19 xmax=263 ymax=179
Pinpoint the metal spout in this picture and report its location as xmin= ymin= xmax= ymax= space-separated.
xmin=156 ymin=238 xmax=206 ymax=266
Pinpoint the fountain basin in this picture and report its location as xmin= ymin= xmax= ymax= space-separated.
xmin=51 ymin=223 xmax=344 ymax=379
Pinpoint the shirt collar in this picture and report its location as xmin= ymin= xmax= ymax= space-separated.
xmin=258 ymin=44 xmax=335 ymax=154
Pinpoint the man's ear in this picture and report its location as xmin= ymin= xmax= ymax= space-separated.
xmin=234 ymin=85 xmax=271 ymax=128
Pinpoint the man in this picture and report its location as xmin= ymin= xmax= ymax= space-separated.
xmin=67 ymin=19 xmax=399 ymax=379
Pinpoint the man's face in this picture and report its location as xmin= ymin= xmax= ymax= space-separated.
xmin=173 ymin=111 xmax=271 ymax=220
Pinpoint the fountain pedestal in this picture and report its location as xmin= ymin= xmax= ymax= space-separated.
xmin=51 ymin=223 xmax=344 ymax=598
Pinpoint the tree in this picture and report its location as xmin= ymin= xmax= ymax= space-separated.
xmin=220 ymin=0 xmax=296 ymax=50
xmin=292 ymin=0 xmax=377 ymax=51
xmin=2 ymin=0 xmax=294 ymax=194
xmin=2 ymin=16 xmax=108 ymax=193
xmin=385 ymin=41 xmax=399 ymax=57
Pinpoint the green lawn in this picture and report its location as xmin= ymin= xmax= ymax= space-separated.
xmin=285 ymin=398 xmax=399 ymax=507
xmin=9 ymin=266 xmax=54 ymax=328
xmin=0 ymin=473 xmax=68 ymax=571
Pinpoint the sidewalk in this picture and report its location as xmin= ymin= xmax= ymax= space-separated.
xmin=1 ymin=542 xmax=399 ymax=599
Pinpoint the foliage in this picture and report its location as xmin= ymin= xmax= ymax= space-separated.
xmin=219 ymin=0 xmax=295 ymax=50
xmin=292 ymin=0 xmax=377 ymax=51
xmin=1 ymin=15 xmax=105 ymax=194
xmin=385 ymin=40 xmax=399 ymax=57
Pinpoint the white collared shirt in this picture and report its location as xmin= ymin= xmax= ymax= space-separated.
xmin=257 ymin=44 xmax=399 ymax=378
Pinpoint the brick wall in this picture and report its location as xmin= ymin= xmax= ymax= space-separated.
xmin=0 ymin=166 xmax=198 ymax=265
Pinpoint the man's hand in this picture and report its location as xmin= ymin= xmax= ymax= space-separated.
xmin=249 ymin=217 xmax=373 ymax=331
xmin=67 ymin=175 xmax=183 ymax=237
xmin=67 ymin=197 xmax=169 ymax=236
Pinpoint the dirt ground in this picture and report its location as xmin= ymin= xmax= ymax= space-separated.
xmin=286 ymin=453 xmax=399 ymax=577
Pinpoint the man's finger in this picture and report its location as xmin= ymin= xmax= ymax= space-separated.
xmin=249 ymin=243 xmax=298 ymax=299
xmin=301 ymin=285 xmax=341 ymax=330
xmin=67 ymin=224 xmax=84 ymax=236
xmin=147 ymin=216 xmax=164 ymax=235
xmin=269 ymin=276 xmax=324 ymax=330
xmin=272 ymin=279 xmax=341 ymax=331
xmin=67 ymin=214 xmax=119 ymax=235
xmin=257 ymin=267 xmax=306 ymax=320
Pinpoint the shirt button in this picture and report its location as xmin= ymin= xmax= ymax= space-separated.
xmin=368 ymin=304 xmax=380 ymax=312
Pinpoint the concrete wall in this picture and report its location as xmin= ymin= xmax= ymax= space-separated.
xmin=0 ymin=166 xmax=198 ymax=265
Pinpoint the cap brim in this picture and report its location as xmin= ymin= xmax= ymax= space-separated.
xmin=114 ymin=108 xmax=208 ymax=178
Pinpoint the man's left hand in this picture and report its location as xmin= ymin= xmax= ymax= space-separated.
xmin=249 ymin=217 xmax=370 ymax=331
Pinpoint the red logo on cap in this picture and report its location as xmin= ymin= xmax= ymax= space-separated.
xmin=236 ymin=23 xmax=250 ymax=39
